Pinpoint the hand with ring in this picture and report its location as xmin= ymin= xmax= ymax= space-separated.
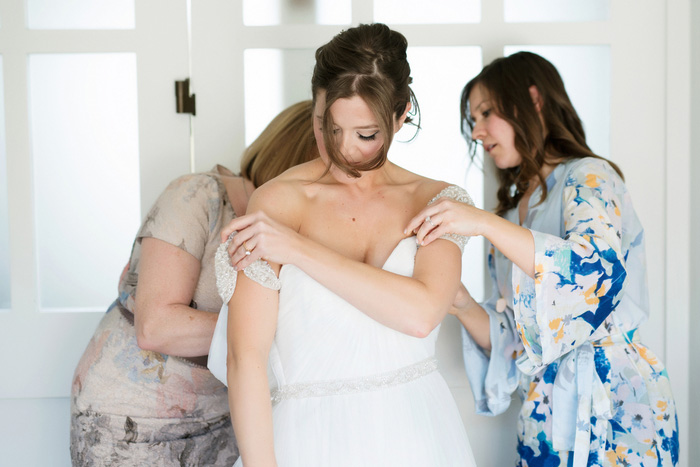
xmin=220 ymin=210 xmax=305 ymax=271
xmin=404 ymin=195 xmax=486 ymax=246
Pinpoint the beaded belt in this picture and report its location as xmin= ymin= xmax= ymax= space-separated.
xmin=270 ymin=357 xmax=438 ymax=405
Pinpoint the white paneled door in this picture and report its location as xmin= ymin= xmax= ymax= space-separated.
xmin=0 ymin=1 xmax=192 ymax=465
xmin=0 ymin=1 xmax=689 ymax=466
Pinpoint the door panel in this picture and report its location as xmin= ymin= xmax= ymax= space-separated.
xmin=0 ymin=0 xmax=191 ymax=398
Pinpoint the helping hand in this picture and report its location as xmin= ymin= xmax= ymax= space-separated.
xmin=404 ymin=197 xmax=488 ymax=246
xmin=220 ymin=211 xmax=301 ymax=270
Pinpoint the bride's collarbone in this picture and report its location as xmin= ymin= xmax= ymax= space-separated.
xmin=301 ymin=213 xmax=410 ymax=268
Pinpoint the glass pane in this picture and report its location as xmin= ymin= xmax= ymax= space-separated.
xmin=504 ymin=46 xmax=610 ymax=158
xmin=244 ymin=48 xmax=315 ymax=145
xmin=243 ymin=0 xmax=350 ymax=26
xmin=505 ymin=0 xmax=609 ymax=22
xmin=29 ymin=53 xmax=141 ymax=311
xmin=0 ymin=57 xmax=9 ymax=310
xmin=27 ymin=0 xmax=135 ymax=30
xmin=375 ymin=0 xmax=480 ymax=24
xmin=390 ymin=46 xmax=485 ymax=300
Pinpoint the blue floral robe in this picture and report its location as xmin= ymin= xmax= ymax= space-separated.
xmin=461 ymin=157 xmax=679 ymax=467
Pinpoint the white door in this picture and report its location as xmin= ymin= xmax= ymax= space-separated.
xmin=0 ymin=1 xmax=689 ymax=466
xmin=189 ymin=1 xmax=686 ymax=466
xmin=0 ymin=1 xmax=192 ymax=464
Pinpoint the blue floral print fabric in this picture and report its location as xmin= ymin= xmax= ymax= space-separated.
xmin=461 ymin=157 xmax=678 ymax=466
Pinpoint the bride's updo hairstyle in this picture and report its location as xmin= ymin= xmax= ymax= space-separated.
xmin=312 ymin=23 xmax=419 ymax=178
xmin=460 ymin=51 xmax=622 ymax=216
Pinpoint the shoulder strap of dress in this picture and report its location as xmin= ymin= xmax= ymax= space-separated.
xmin=215 ymin=234 xmax=281 ymax=304
xmin=426 ymin=185 xmax=474 ymax=253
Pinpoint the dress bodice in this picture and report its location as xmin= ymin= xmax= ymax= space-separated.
xmin=270 ymin=237 xmax=440 ymax=388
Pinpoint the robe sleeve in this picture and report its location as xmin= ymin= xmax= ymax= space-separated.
xmin=461 ymin=244 xmax=523 ymax=415
xmin=512 ymin=159 xmax=628 ymax=374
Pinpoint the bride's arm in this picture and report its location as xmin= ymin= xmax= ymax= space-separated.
xmin=226 ymin=271 xmax=279 ymax=466
xmin=294 ymin=235 xmax=461 ymax=337
xmin=223 ymin=187 xmax=462 ymax=338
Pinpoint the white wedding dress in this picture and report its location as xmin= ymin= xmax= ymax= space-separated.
xmin=209 ymin=186 xmax=476 ymax=467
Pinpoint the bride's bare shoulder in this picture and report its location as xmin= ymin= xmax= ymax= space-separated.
xmin=247 ymin=159 xmax=322 ymax=224
xmin=392 ymin=166 xmax=452 ymax=206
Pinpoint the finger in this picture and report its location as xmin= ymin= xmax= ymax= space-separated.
xmin=404 ymin=207 xmax=436 ymax=235
xmin=220 ymin=214 xmax=255 ymax=243
xmin=234 ymin=230 xmax=271 ymax=268
xmin=417 ymin=214 xmax=445 ymax=246
xmin=228 ymin=231 xmax=257 ymax=265
xmin=421 ymin=219 xmax=450 ymax=246
xmin=232 ymin=240 xmax=265 ymax=271
xmin=415 ymin=219 xmax=439 ymax=246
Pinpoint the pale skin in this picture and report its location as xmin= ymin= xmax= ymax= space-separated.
xmin=403 ymin=83 xmax=561 ymax=352
xmin=133 ymin=175 xmax=255 ymax=357
xmin=225 ymin=92 xmax=465 ymax=465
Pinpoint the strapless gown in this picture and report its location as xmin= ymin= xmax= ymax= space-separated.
xmin=212 ymin=236 xmax=475 ymax=466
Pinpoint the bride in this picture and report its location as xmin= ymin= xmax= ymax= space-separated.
xmin=211 ymin=23 xmax=476 ymax=466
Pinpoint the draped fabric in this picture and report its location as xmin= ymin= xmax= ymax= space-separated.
xmin=211 ymin=186 xmax=476 ymax=467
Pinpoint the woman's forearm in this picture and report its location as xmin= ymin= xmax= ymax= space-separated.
xmin=481 ymin=215 xmax=536 ymax=279
xmin=408 ymin=199 xmax=536 ymax=279
xmin=135 ymin=237 xmax=218 ymax=356
xmin=228 ymin=354 xmax=277 ymax=466
xmin=135 ymin=305 xmax=218 ymax=356
xmin=451 ymin=292 xmax=492 ymax=351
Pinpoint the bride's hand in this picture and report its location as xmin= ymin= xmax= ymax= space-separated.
xmin=221 ymin=211 xmax=301 ymax=270
xmin=404 ymin=197 xmax=488 ymax=247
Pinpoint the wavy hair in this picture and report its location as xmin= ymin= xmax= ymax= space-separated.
xmin=241 ymin=100 xmax=318 ymax=188
xmin=460 ymin=51 xmax=622 ymax=216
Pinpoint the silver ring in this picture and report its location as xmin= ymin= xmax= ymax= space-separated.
xmin=426 ymin=216 xmax=435 ymax=227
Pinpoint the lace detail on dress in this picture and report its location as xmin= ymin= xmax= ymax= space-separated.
xmin=215 ymin=233 xmax=281 ymax=304
xmin=270 ymin=357 xmax=438 ymax=405
xmin=428 ymin=185 xmax=474 ymax=252
xmin=243 ymin=260 xmax=281 ymax=291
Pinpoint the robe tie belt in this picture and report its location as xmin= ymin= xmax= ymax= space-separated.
xmin=552 ymin=329 xmax=640 ymax=467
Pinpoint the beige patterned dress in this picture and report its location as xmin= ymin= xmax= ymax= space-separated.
xmin=71 ymin=166 xmax=239 ymax=466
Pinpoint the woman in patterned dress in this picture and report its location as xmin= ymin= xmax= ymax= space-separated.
xmin=70 ymin=100 xmax=318 ymax=466
xmin=406 ymin=51 xmax=679 ymax=467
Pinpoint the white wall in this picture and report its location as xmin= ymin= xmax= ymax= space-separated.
xmin=690 ymin=0 xmax=700 ymax=460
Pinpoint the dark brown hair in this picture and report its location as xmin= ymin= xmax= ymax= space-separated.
xmin=312 ymin=23 xmax=419 ymax=178
xmin=241 ymin=100 xmax=318 ymax=188
xmin=460 ymin=51 xmax=623 ymax=216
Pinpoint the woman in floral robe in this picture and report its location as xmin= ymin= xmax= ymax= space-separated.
xmin=406 ymin=52 xmax=678 ymax=466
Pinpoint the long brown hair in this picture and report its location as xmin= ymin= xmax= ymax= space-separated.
xmin=240 ymin=100 xmax=318 ymax=188
xmin=460 ymin=51 xmax=622 ymax=216
xmin=312 ymin=23 xmax=420 ymax=178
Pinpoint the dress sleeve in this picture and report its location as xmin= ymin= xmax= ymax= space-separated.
xmin=461 ymin=244 xmax=523 ymax=416
xmin=137 ymin=174 xmax=221 ymax=260
xmin=209 ymin=234 xmax=281 ymax=386
xmin=512 ymin=159 xmax=628 ymax=374
xmin=428 ymin=185 xmax=474 ymax=252
xmin=214 ymin=233 xmax=281 ymax=305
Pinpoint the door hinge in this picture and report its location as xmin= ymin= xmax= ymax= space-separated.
xmin=175 ymin=79 xmax=196 ymax=116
